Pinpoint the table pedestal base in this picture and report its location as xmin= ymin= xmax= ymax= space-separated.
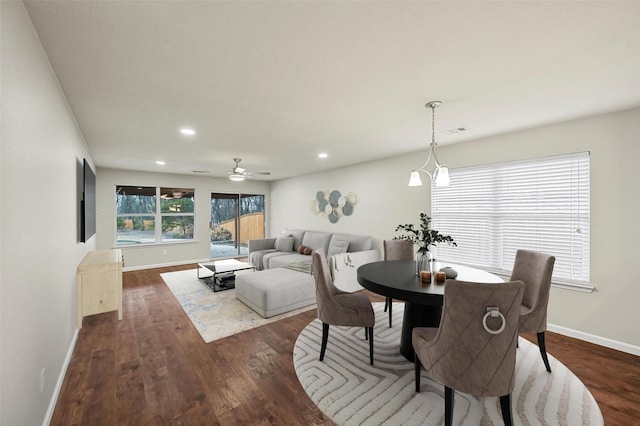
xmin=400 ymin=303 xmax=442 ymax=361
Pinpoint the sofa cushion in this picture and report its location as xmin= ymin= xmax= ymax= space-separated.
xmin=301 ymin=231 xmax=332 ymax=254
xmin=262 ymin=251 xmax=293 ymax=269
xmin=281 ymin=229 xmax=305 ymax=251
xmin=268 ymin=253 xmax=311 ymax=269
xmin=331 ymin=233 xmax=372 ymax=252
xmin=249 ymin=249 xmax=276 ymax=271
xmin=327 ymin=237 xmax=350 ymax=257
xmin=274 ymin=236 xmax=294 ymax=252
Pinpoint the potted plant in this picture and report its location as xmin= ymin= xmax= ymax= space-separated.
xmin=395 ymin=212 xmax=456 ymax=274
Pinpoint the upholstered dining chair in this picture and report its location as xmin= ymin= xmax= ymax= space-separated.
xmin=383 ymin=239 xmax=414 ymax=328
xmin=312 ymin=248 xmax=375 ymax=365
xmin=413 ymin=279 xmax=525 ymax=426
xmin=510 ymin=249 xmax=556 ymax=372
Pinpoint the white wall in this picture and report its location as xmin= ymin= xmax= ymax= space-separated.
xmin=1 ymin=2 xmax=95 ymax=424
xmin=270 ymin=154 xmax=431 ymax=254
xmin=96 ymin=168 xmax=270 ymax=269
xmin=270 ymin=107 xmax=640 ymax=348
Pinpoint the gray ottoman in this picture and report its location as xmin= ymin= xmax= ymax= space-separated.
xmin=235 ymin=268 xmax=316 ymax=318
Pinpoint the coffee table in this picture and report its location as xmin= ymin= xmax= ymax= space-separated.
xmin=197 ymin=259 xmax=255 ymax=292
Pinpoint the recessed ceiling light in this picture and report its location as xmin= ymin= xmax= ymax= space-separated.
xmin=318 ymin=153 xmax=328 ymax=159
xmin=156 ymin=160 xmax=166 ymax=165
xmin=180 ymin=128 xmax=196 ymax=136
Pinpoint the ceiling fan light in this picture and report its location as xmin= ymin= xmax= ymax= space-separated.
xmin=408 ymin=170 xmax=423 ymax=187
xmin=229 ymin=174 xmax=245 ymax=182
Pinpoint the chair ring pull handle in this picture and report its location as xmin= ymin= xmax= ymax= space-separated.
xmin=482 ymin=307 xmax=506 ymax=335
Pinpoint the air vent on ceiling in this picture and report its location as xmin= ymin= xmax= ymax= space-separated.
xmin=440 ymin=127 xmax=467 ymax=135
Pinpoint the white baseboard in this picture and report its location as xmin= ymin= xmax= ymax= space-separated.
xmin=43 ymin=328 xmax=79 ymax=426
xmin=548 ymin=323 xmax=640 ymax=356
xmin=123 ymin=258 xmax=211 ymax=272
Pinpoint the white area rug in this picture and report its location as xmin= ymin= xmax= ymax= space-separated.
xmin=161 ymin=268 xmax=315 ymax=343
xmin=293 ymin=302 xmax=604 ymax=426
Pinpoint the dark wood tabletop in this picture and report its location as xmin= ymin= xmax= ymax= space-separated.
xmin=357 ymin=260 xmax=503 ymax=306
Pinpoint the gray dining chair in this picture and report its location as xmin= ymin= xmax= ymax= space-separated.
xmin=413 ymin=279 xmax=525 ymax=426
xmin=383 ymin=239 xmax=414 ymax=328
xmin=510 ymin=249 xmax=556 ymax=372
xmin=312 ymin=248 xmax=375 ymax=364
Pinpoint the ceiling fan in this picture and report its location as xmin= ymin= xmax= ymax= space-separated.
xmin=228 ymin=158 xmax=271 ymax=181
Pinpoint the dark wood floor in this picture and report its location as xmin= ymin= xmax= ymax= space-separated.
xmin=51 ymin=264 xmax=640 ymax=425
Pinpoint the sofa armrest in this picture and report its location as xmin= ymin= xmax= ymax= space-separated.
xmin=329 ymin=249 xmax=381 ymax=293
xmin=248 ymin=238 xmax=277 ymax=256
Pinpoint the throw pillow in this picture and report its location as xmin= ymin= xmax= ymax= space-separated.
xmin=303 ymin=247 xmax=312 ymax=255
xmin=275 ymin=236 xmax=294 ymax=252
xmin=298 ymin=244 xmax=307 ymax=254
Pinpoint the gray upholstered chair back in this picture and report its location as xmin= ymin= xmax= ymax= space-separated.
xmin=414 ymin=280 xmax=524 ymax=397
xmin=312 ymin=248 xmax=374 ymax=326
xmin=312 ymin=248 xmax=339 ymax=325
xmin=383 ymin=239 xmax=414 ymax=261
xmin=312 ymin=248 xmax=375 ymax=364
xmin=509 ymin=249 xmax=555 ymax=333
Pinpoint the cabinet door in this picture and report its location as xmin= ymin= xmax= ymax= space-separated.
xmin=81 ymin=271 xmax=119 ymax=315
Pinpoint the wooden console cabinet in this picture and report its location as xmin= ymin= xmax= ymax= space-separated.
xmin=77 ymin=249 xmax=123 ymax=328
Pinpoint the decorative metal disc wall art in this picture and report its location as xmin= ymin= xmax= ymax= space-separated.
xmin=312 ymin=190 xmax=358 ymax=223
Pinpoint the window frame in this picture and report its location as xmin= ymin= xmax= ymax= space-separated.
xmin=115 ymin=186 xmax=196 ymax=246
xmin=431 ymin=152 xmax=592 ymax=292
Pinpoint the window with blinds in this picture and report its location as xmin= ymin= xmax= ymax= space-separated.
xmin=431 ymin=152 xmax=590 ymax=290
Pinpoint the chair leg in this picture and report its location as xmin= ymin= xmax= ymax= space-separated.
xmin=414 ymin=353 xmax=421 ymax=392
xmin=384 ymin=297 xmax=389 ymax=312
xmin=444 ymin=386 xmax=454 ymax=426
xmin=388 ymin=298 xmax=392 ymax=328
xmin=499 ymin=394 xmax=514 ymax=426
xmin=320 ymin=323 xmax=329 ymax=361
xmin=368 ymin=326 xmax=374 ymax=365
xmin=537 ymin=331 xmax=551 ymax=372
xmin=364 ymin=327 xmax=368 ymax=340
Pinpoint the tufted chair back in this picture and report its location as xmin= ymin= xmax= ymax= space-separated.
xmin=413 ymin=279 xmax=524 ymax=397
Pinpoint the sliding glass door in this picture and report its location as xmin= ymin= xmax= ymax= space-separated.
xmin=210 ymin=192 xmax=265 ymax=258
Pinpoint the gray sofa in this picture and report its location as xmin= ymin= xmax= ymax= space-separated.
xmin=235 ymin=229 xmax=380 ymax=317
xmin=247 ymin=229 xmax=374 ymax=271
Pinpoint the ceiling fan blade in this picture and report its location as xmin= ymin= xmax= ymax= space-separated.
xmin=245 ymin=171 xmax=271 ymax=176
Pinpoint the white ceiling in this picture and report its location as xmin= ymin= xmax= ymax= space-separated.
xmin=24 ymin=1 xmax=640 ymax=181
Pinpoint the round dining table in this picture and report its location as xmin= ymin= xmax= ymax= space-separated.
xmin=357 ymin=260 xmax=503 ymax=361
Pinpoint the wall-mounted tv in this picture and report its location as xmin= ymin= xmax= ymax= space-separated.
xmin=80 ymin=158 xmax=96 ymax=243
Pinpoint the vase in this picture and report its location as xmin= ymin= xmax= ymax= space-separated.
xmin=415 ymin=249 xmax=433 ymax=275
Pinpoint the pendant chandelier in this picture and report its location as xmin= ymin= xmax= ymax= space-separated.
xmin=408 ymin=101 xmax=450 ymax=187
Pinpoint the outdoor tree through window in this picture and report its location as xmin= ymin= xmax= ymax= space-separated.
xmin=116 ymin=186 xmax=195 ymax=245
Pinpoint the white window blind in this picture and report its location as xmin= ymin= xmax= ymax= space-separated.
xmin=431 ymin=152 xmax=590 ymax=289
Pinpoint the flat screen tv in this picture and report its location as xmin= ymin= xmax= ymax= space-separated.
xmin=81 ymin=159 xmax=96 ymax=243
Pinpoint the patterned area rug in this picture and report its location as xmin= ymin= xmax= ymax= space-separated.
xmin=293 ymin=302 xmax=603 ymax=426
xmin=161 ymin=268 xmax=315 ymax=343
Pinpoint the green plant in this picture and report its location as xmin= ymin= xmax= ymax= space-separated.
xmin=394 ymin=211 xmax=457 ymax=251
